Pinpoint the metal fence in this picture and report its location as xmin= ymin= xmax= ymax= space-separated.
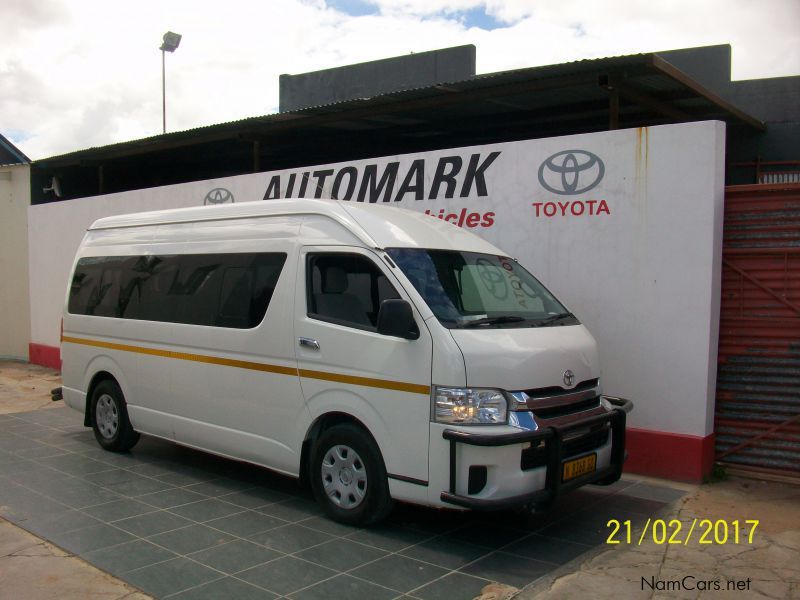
xmin=715 ymin=183 xmax=800 ymax=478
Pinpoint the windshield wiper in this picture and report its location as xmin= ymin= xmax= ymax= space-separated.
xmin=462 ymin=316 xmax=526 ymax=328
xmin=534 ymin=312 xmax=575 ymax=326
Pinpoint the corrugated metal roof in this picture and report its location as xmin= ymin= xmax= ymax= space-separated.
xmin=35 ymin=50 xmax=763 ymax=167
xmin=0 ymin=133 xmax=30 ymax=165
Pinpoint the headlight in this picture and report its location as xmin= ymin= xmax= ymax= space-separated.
xmin=433 ymin=387 xmax=508 ymax=425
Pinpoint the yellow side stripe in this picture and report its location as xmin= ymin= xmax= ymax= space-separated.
xmin=61 ymin=335 xmax=430 ymax=395
xmin=297 ymin=368 xmax=430 ymax=396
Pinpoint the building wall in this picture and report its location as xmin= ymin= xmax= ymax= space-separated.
xmin=0 ymin=164 xmax=31 ymax=360
xmin=28 ymin=121 xmax=725 ymax=481
xmin=724 ymin=76 xmax=800 ymax=173
xmin=658 ymin=45 xmax=800 ymax=181
xmin=279 ymin=45 xmax=476 ymax=112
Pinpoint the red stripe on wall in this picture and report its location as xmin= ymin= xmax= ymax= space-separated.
xmin=625 ymin=427 xmax=715 ymax=483
xmin=29 ymin=343 xmax=61 ymax=371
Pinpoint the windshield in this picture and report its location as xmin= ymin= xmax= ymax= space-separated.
xmin=386 ymin=248 xmax=579 ymax=329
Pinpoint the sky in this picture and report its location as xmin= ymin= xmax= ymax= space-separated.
xmin=3 ymin=0 xmax=798 ymax=160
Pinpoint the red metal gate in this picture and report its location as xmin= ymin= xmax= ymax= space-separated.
xmin=716 ymin=183 xmax=800 ymax=478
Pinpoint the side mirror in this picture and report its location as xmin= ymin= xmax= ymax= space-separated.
xmin=377 ymin=299 xmax=419 ymax=340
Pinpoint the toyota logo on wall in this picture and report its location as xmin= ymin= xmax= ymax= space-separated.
xmin=203 ymin=188 xmax=235 ymax=205
xmin=538 ymin=150 xmax=605 ymax=195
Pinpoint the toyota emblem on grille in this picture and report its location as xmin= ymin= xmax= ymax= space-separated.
xmin=563 ymin=370 xmax=576 ymax=387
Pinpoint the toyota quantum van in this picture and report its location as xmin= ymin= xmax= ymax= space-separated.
xmin=61 ymin=199 xmax=632 ymax=525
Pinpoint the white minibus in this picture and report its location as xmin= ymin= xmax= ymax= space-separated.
xmin=61 ymin=199 xmax=631 ymax=524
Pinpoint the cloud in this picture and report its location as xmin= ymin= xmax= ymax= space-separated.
xmin=2 ymin=0 xmax=69 ymax=41
xmin=1 ymin=0 xmax=797 ymax=159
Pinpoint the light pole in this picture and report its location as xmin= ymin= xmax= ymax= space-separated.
xmin=160 ymin=31 xmax=182 ymax=134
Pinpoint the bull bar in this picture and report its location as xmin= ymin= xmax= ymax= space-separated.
xmin=440 ymin=396 xmax=632 ymax=510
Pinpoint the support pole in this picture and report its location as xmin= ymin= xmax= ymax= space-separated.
xmin=609 ymin=87 xmax=619 ymax=130
xmin=162 ymin=49 xmax=166 ymax=134
xmin=253 ymin=140 xmax=261 ymax=172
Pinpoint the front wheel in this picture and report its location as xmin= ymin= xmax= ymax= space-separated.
xmin=310 ymin=424 xmax=393 ymax=526
xmin=90 ymin=379 xmax=140 ymax=452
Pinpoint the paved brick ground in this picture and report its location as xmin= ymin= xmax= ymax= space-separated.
xmin=0 ymin=402 xmax=683 ymax=599
xmin=5 ymin=361 xmax=797 ymax=600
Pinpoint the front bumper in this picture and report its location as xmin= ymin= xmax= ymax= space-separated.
xmin=440 ymin=396 xmax=632 ymax=510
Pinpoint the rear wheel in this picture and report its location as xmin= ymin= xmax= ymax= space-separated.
xmin=90 ymin=379 xmax=140 ymax=452
xmin=310 ymin=423 xmax=392 ymax=526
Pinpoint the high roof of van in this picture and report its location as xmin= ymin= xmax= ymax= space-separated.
xmin=88 ymin=198 xmax=504 ymax=254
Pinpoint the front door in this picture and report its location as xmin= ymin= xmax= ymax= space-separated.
xmin=294 ymin=247 xmax=433 ymax=485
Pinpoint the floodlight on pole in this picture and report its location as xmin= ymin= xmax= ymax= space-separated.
xmin=160 ymin=31 xmax=182 ymax=134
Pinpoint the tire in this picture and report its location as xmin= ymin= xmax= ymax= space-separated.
xmin=310 ymin=423 xmax=393 ymax=526
xmin=90 ymin=379 xmax=140 ymax=452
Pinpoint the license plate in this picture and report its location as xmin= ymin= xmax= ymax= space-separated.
xmin=562 ymin=453 xmax=597 ymax=482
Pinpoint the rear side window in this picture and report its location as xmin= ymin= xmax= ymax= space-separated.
xmin=68 ymin=253 xmax=286 ymax=329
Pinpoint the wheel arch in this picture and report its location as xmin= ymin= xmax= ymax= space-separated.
xmin=82 ymin=355 xmax=130 ymax=428
xmin=84 ymin=370 xmax=118 ymax=426
xmin=299 ymin=411 xmax=382 ymax=486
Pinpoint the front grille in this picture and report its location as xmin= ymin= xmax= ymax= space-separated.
xmin=514 ymin=378 xmax=601 ymax=420
xmin=531 ymin=396 xmax=601 ymax=419
xmin=521 ymin=378 xmax=599 ymax=399
xmin=520 ymin=426 xmax=609 ymax=471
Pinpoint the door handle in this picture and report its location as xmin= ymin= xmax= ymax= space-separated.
xmin=299 ymin=337 xmax=320 ymax=350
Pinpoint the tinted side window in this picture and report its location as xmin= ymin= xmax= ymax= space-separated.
xmin=68 ymin=253 xmax=286 ymax=329
xmin=307 ymin=253 xmax=400 ymax=330
xmin=218 ymin=267 xmax=252 ymax=328
xmin=136 ymin=256 xmax=181 ymax=323
xmin=67 ymin=256 xmax=133 ymax=317
xmin=170 ymin=255 xmax=225 ymax=326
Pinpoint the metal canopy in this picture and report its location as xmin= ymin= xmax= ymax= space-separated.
xmin=31 ymin=51 xmax=765 ymax=203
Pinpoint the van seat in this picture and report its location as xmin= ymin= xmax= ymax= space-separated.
xmin=314 ymin=266 xmax=371 ymax=326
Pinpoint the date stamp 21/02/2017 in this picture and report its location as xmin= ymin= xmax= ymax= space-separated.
xmin=606 ymin=518 xmax=759 ymax=546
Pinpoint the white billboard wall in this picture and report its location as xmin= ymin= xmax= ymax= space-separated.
xmin=28 ymin=121 xmax=726 ymax=479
